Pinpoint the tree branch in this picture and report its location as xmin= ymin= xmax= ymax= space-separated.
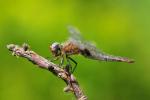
xmin=7 ymin=43 xmax=87 ymax=100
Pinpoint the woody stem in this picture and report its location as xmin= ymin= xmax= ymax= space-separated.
xmin=7 ymin=43 xmax=87 ymax=100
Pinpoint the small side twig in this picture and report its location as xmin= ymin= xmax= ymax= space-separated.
xmin=7 ymin=43 xmax=87 ymax=100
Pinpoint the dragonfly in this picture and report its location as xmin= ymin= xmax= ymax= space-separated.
xmin=49 ymin=26 xmax=134 ymax=73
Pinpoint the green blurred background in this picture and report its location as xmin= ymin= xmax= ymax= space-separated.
xmin=0 ymin=0 xmax=150 ymax=100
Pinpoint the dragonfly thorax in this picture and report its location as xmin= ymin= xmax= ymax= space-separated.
xmin=50 ymin=42 xmax=62 ymax=57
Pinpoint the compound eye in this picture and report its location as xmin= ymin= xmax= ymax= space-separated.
xmin=53 ymin=45 xmax=60 ymax=51
xmin=50 ymin=43 xmax=61 ymax=56
xmin=54 ymin=45 xmax=60 ymax=51
xmin=51 ymin=43 xmax=59 ymax=50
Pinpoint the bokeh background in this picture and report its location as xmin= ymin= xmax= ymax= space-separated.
xmin=0 ymin=0 xmax=150 ymax=100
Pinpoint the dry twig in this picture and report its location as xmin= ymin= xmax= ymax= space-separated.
xmin=7 ymin=43 xmax=87 ymax=100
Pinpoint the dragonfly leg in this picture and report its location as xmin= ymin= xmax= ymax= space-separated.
xmin=67 ymin=56 xmax=77 ymax=73
xmin=59 ymin=56 xmax=64 ymax=66
xmin=50 ymin=57 xmax=59 ymax=62
xmin=66 ymin=56 xmax=72 ymax=72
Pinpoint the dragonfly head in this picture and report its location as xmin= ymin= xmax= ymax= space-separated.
xmin=50 ymin=42 xmax=62 ymax=57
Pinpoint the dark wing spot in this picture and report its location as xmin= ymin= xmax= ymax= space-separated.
xmin=81 ymin=49 xmax=91 ymax=57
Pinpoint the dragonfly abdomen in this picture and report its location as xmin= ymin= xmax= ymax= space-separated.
xmin=97 ymin=54 xmax=134 ymax=63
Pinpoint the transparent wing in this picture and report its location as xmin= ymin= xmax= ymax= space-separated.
xmin=67 ymin=25 xmax=104 ymax=57
xmin=67 ymin=26 xmax=134 ymax=63
xmin=67 ymin=25 xmax=83 ymax=41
